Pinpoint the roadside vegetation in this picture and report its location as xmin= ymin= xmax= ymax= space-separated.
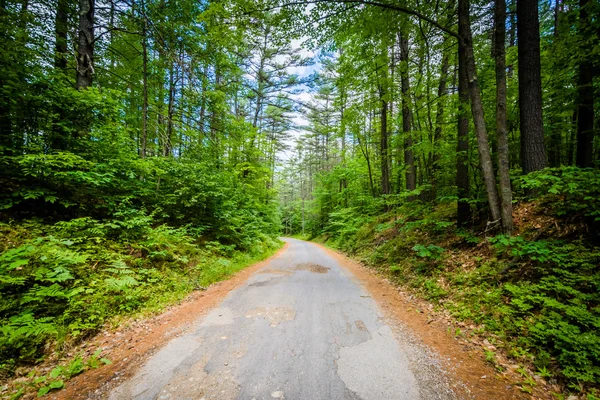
xmin=0 ymin=1 xmax=286 ymax=397
xmin=277 ymin=1 xmax=600 ymax=397
xmin=305 ymin=168 xmax=600 ymax=396
xmin=0 ymin=153 xmax=282 ymax=397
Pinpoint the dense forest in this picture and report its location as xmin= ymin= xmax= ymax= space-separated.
xmin=0 ymin=0 xmax=599 ymax=397
xmin=277 ymin=0 xmax=600 ymax=397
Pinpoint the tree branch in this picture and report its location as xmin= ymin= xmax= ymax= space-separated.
xmin=252 ymin=0 xmax=460 ymax=40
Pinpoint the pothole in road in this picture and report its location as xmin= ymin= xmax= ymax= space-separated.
xmin=249 ymin=277 xmax=281 ymax=287
xmin=293 ymin=263 xmax=329 ymax=274
xmin=244 ymin=307 xmax=296 ymax=327
xmin=355 ymin=320 xmax=368 ymax=332
xmin=158 ymin=355 xmax=240 ymax=400
xmin=260 ymin=268 xmax=293 ymax=276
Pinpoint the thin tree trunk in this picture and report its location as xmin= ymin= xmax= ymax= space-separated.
xmin=54 ymin=0 xmax=68 ymax=71
xmin=432 ymin=45 xmax=450 ymax=200
xmin=199 ymin=62 xmax=207 ymax=135
xmin=76 ymin=0 xmax=94 ymax=90
xmin=459 ymin=0 xmax=502 ymax=226
xmin=568 ymin=108 xmax=577 ymax=165
xmin=380 ymin=90 xmax=391 ymax=195
xmin=140 ymin=0 xmax=148 ymax=158
xmin=457 ymin=43 xmax=471 ymax=227
xmin=50 ymin=0 xmax=69 ymax=151
xmin=495 ymin=0 xmax=514 ymax=235
xmin=164 ymin=63 xmax=175 ymax=156
xmin=575 ymin=0 xmax=594 ymax=167
xmin=399 ymin=31 xmax=416 ymax=193
xmin=547 ymin=0 xmax=563 ymax=167
xmin=517 ymin=0 xmax=547 ymax=173
xmin=0 ymin=1 xmax=12 ymax=155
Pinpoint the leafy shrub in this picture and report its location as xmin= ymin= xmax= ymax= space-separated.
xmin=0 ymin=218 xmax=281 ymax=378
xmin=489 ymin=237 xmax=600 ymax=384
xmin=412 ymin=244 xmax=445 ymax=260
xmin=515 ymin=167 xmax=600 ymax=226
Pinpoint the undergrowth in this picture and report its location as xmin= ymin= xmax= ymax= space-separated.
xmin=0 ymin=216 xmax=281 ymax=398
xmin=312 ymin=167 xmax=600 ymax=396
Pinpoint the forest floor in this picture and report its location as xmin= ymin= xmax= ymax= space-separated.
xmin=25 ymin=238 xmax=545 ymax=399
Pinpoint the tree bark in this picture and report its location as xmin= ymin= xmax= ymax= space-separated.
xmin=380 ymin=94 xmax=390 ymax=195
xmin=457 ymin=40 xmax=471 ymax=227
xmin=54 ymin=0 xmax=68 ymax=71
xmin=399 ymin=31 xmax=416 ymax=193
xmin=575 ymin=0 xmax=594 ymax=167
xmin=76 ymin=0 xmax=94 ymax=90
xmin=165 ymin=62 xmax=175 ymax=156
xmin=432 ymin=45 xmax=450 ymax=200
xmin=0 ymin=1 xmax=12 ymax=155
xmin=517 ymin=0 xmax=547 ymax=173
xmin=49 ymin=0 xmax=70 ymax=151
xmin=140 ymin=0 xmax=148 ymax=158
xmin=547 ymin=0 xmax=563 ymax=167
xmin=495 ymin=0 xmax=514 ymax=235
xmin=458 ymin=0 xmax=502 ymax=226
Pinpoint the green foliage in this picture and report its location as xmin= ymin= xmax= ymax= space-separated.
xmin=515 ymin=167 xmax=600 ymax=225
xmin=412 ymin=244 xmax=445 ymax=260
xmin=0 ymin=217 xmax=281 ymax=381
xmin=308 ymin=197 xmax=600 ymax=392
xmin=488 ymin=237 xmax=600 ymax=384
xmin=9 ymin=349 xmax=112 ymax=398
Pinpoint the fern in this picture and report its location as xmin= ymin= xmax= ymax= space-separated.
xmin=104 ymin=275 xmax=140 ymax=291
xmin=0 ymin=313 xmax=57 ymax=340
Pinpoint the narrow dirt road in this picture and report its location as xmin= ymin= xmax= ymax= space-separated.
xmin=108 ymin=238 xmax=457 ymax=400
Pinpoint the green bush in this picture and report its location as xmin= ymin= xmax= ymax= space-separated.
xmin=0 ymin=217 xmax=281 ymax=377
xmin=515 ymin=167 xmax=600 ymax=226
xmin=489 ymin=236 xmax=600 ymax=384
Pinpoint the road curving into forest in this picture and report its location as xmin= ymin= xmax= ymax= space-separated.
xmin=108 ymin=238 xmax=457 ymax=400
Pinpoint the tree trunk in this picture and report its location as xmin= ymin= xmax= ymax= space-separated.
xmin=140 ymin=0 xmax=148 ymax=158
xmin=432 ymin=44 xmax=450 ymax=199
xmin=547 ymin=0 xmax=563 ymax=167
xmin=380 ymin=90 xmax=391 ymax=195
xmin=399 ymin=31 xmax=416 ymax=193
xmin=165 ymin=62 xmax=175 ymax=157
xmin=0 ymin=1 xmax=12 ymax=155
xmin=76 ymin=0 xmax=94 ymax=90
xmin=517 ymin=0 xmax=547 ymax=173
xmin=50 ymin=0 xmax=69 ymax=151
xmin=457 ymin=40 xmax=471 ymax=227
xmin=575 ymin=0 xmax=594 ymax=167
xmin=495 ymin=0 xmax=514 ymax=235
xmin=54 ymin=0 xmax=68 ymax=71
xmin=459 ymin=0 xmax=502 ymax=226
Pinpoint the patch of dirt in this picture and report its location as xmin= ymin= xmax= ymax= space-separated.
xmin=316 ymin=243 xmax=536 ymax=400
xmin=154 ymin=356 xmax=239 ymax=400
xmin=244 ymin=307 xmax=296 ymax=327
xmin=47 ymin=243 xmax=289 ymax=400
xmin=354 ymin=320 xmax=367 ymax=332
xmin=293 ymin=262 xmax=329 ymax=274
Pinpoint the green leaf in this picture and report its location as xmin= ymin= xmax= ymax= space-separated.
xmin=48 ymin=380 xmax=64 ymax=390
xmin=49 ymin=367 xmax=63 ymax=379
xmin=37 ymin=386 xmax=50 ymax=397
xmin=8 ymin=259 xmax=29 ymax=269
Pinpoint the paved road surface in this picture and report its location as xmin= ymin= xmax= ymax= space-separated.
xmin=109 ymin=238 xmax=454 ymax=400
